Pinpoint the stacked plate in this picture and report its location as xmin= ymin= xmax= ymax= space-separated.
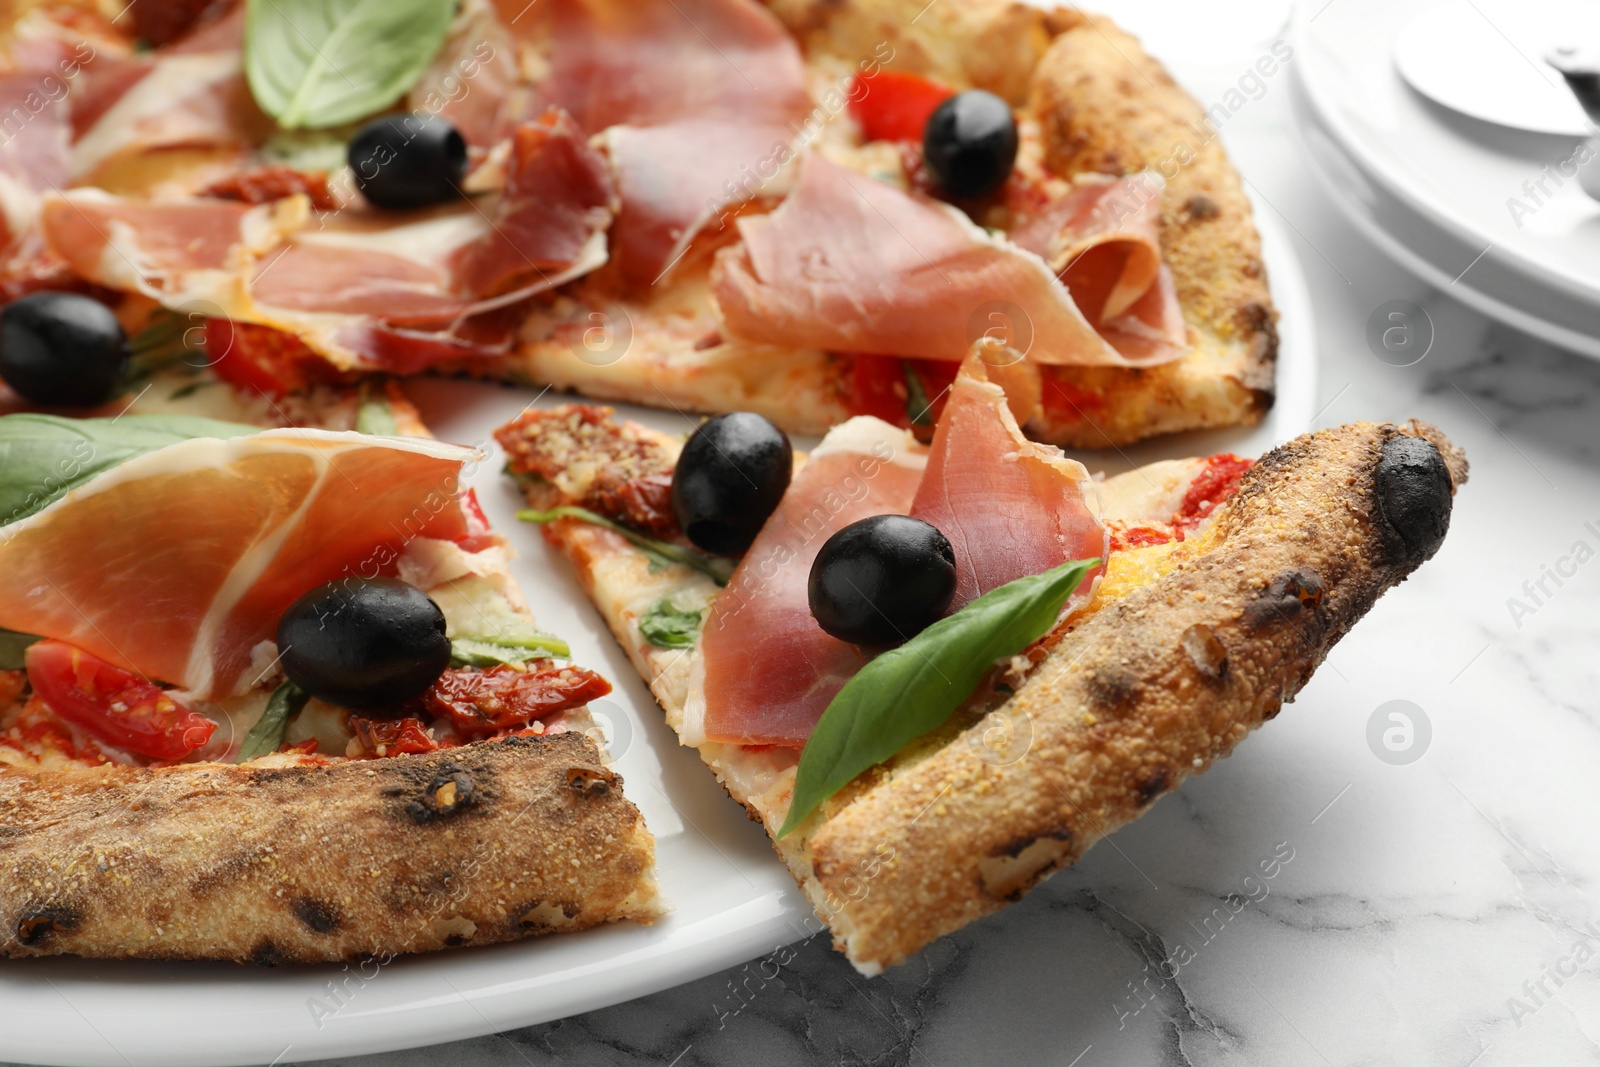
xmin=1290 ymin=0 xmax=1600 ymax=357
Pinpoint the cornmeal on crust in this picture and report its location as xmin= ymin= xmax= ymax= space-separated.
xmin=512 ymin=2 xmax=1276 ymax=449
xmin=501 ymin=408 xmax=1464 ymax=972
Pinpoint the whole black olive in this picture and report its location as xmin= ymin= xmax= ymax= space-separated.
xmin=277 ymin=577 xmax=451 ymax=711
xmin=922 ymin=90 xmax=1019 ymax=200
xmin=348 ymin=115 xmax=468 ymax=211
xmin=671 ymin=412 xmax=793 ymax=554
xmin=0 ymin=291 xmax=128 ymax=406
xmin=808 ymin=515 xmax=957 ymax=646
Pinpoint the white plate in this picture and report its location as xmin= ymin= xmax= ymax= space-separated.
xmin=0 ymin=212 xmax=1316 ymax=1067
xmin=1290 ymin=0 xmax=1600 ymax=359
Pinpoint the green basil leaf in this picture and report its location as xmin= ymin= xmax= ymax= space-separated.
xmin=639 ymin=599 xmax=703 ymax=649
xmin=259 ymin=124 xmax=359 ymax=171
xmin=0 ymin=629 xmax=41 ymax=671
xmin=451 ymin=634 xmax=570 ymax=668
xmin=236 ymin=682 xmax=310 ymax=762
xmin=244 ymin=0 xmax=454 ymax=130
xmin=355 ymin=394 xmax=399 ymax=436
xmin=903 ymin=361 xmax=936 ymax=428
xmin=517 ymin=505 xmax=733 ymax=586
xmin=0 ymin=413 xmax=259 ymax=528
xmin=778 ymin=558 xmax=1100 ymax=838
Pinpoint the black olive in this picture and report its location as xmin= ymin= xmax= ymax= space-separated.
xmin=348 ymin=115 xmax=468 ymax=211
xmin=808 ymin=515 xmax=957 ymax=646
xmin=671 ymin=412 xmax=793 ymax=554
xmin=922 ymin=90 xmax=1019 ymax=200
xmin=276 ymin=577 xmax=451 ymax=712
xmin=0 ymin=291 xmax=128 ymax=406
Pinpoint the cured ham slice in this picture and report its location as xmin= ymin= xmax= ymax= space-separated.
xmin=685 ymin=418 xmax=927 ymax=747
xmin=37 ymin=110 xmax=612 ymax=371
xmin=909 ymin=358 xmax=1108 ymax=611
xmin=691 ymin=358 xmax=1108 ymax=747
xmin=0 ymin=429 xmax=474 ymax=699
xmin=710 ymin=155 xmax=1186 ymax=367
xmin=1009 ymin=173 xmax=1187 ymax=364
xmin=523 ymin=0 xmax=811 ymax=285
xmin=407 ymin=0 xmax=522 ymax=149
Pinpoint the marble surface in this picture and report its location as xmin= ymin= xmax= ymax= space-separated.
xmin=20 ymin=3 xmax=1600 ymax=1066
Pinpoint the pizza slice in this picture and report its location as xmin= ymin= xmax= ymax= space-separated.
xmin=0 ymin=391 xmax=660 ymax=963
xmin=1 ymin=0 xmax=1273 ymax=449
xmin=495 ymin=358 xmax=1465 ymax=973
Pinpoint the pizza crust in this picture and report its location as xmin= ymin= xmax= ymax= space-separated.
xmin=0 ymin=732 xmax=659 ymax=962
xmin=503 ymin=409 xmax=1465 ymax=972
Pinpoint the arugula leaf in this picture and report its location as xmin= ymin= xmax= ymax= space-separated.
xmin=236 ymin=682 xmax=310 ymax=762
xmin=0 ymin=414 xmax=259 ymax=528
xmin=518 ymin=506 xmax=733 ymax=586
xmin=244 ymin=0 xmax=454 ymax=129
xmin=451 ymin=634 xmax=570 ymax=668
xmin=0 ymin=629 xmax=40 ymax=671
xmin=639 ymin=599 xmax=703 ymax=649
xmin=778 ymin=558 xmax=1100 ymax=837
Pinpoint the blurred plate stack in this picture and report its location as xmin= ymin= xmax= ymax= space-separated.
xmin=1290 ymin=0 xmax=1600 ymax=357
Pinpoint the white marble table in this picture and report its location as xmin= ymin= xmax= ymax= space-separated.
xmin=249 ymin=6 xmax=1600 ymax=1065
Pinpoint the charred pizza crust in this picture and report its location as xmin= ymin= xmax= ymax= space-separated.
xmin=501 ymin=409 xmax=1464 ymax=972
xmin=513 ymin=1 xmax=1276 ymax=448
xmin=0 ymin=732 xmax=658 ymax=962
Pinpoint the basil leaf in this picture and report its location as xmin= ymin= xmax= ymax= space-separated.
xmin=451 ymin=634 xmax=570 ymax=668
xmin=778 ymin=558 xmax=1100 ymax=837
xmin=0 ymin=413 xmax=259 ymax=528
xmin=639 ymin=599 xmax=703 ymax=649
xmin=236 ymin=682 xmax=310 ymax=762
xmin=517 ymin=506 xmax=733 ymax=586
xmin=0 ymin=629 xmax=40 ymax=671
xmin=355 ymin=394 xmax=399 ymax=436
xmin=244 ymin=0 xmax=454 ymax=130
xmin=903 ymin=361 xmax=936 ymax=428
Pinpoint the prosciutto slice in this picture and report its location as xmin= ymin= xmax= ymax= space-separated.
xmin=1009 ymin=173 xmax=1187 ymax=364
xmin=523 ymin=0 xmax=811 ymax=284
xmin=710 ymin=155 xmax=1187 ymax=367
xmin=685 ymin=419 xmax=927 ymax=747
xmin=690 ymin=357 xmax=1108 ymax=747
xmin=37 ymin=109 xmax=613 ymax=370
xmin=909 ymin=359 xmax=1108 ymax=611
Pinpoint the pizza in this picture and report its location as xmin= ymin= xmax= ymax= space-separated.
xmin=0 ymin=385 xmax=660 ymax=963
xmin=0 ymin=0 xmax=1272 ymax=448
xmin=495 ymin=358 xmax=1466 ymax=973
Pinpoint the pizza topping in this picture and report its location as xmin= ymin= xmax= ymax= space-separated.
xmin=234 ymin=680 xmax=310 ymax=762
xmin=419 ymin=663 xmax=611 ymax=739
xmin=687 ymin=417 xmax=928 ymax=747
xmin=523 ymin=0 xmax=811 ymax=285
xmin=848 ymin=69 xmax=956 ymax=144
xmin=908 ymin=358 xmax=1108 ymax=612
xmin=808 ymin=515 xmax=956 ymax=646
xmin=276 ymin=578 xmax=453 ymax=712
xmin=0 ymin=291 xmax=129 ymax=406
xmin=671 ymin=412 xmax=793 ymax=555
xmin=0 ymin=423 xmax=473 ymax=698
xmin=24 ymin=640 xmax=216 ymax=761
xmin=1009 ymin=173 xmax=1188 ymax=365
xmin=922 ymin=90 xmax=1019 ymax=201
xmin=710 ymin=154 xmax=1176 ymax=367
xmin=348 ymin=715 xmax=440 ymax=758
xmin=1174 ymin=453 xmax=1254 ymax=534
xmin=691 ymin=357 xmax=1106 ymax=747
xmin=347 ymin=115 xmax=468 ymax=212
xmin=779 ymin=558 xmax=1098 ymax=835
xmin=199 ymin=165 xmax=339 ymax=211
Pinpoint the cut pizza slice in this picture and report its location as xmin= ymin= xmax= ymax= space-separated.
xmin=0 ymin=396 xmax=660 ymax=963
xmin=495 ymin=359 xmax=1465 ymax=974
